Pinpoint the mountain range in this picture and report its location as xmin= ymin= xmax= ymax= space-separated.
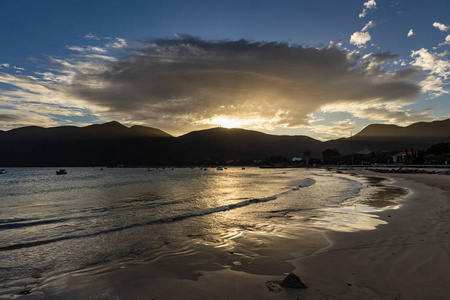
xmin=0 ymin=119 xmax=448 ymax=166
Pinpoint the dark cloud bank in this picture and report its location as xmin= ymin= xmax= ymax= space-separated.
xmin=64 ymin=36 xmax=421 ymax=129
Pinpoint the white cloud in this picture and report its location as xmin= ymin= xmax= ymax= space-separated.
xmin=78 ymin=54 xmax=118 ymax=62
xmin=350 ymin=21 xmax=375 ymax=46
xmin=364 ymin=0 xmax=377 ymax=9
xmin=328 ymin=40 xmax=343 ymax=49
xmin=359 ymin=0 xmax=377 ymax=18
xmin=411 ymin=48 xmax=450 ymax=78
xmin=419 ymin=75 xmax=448 ymax=97
xmin=438 ymin=35 xmax=450 ymax=47
xmin=433 ymin=22 xmax=450 ymax=32
xmin=410 ymin=48 xmax=450 ymax=97
xmin=0 ymin=64 xmax=25 ymax=71
xmin=106 ymin=38 xmax=127 ymax=49
xmin=67 ymin=46 xmax=107 ymax=53
xmin=407 ymin=29 xmax=414 ymax=37
xmin=346 ymin=49 xmax=361 ymax=61
xmin=83 ymin=33 xmax=100 ymax=40
xmin=362 ymin=20 xmax=376 ymax=32
xmin=350 ymin=31 xmax=371 ymax=45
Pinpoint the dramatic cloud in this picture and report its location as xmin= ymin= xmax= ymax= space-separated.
xmin=407 ymin=29 xmax=414 ymax=37
xmin=0 ymin=111 xmax=57 ymax=130
xmin=368 ymin=52 xmax=399 ymax=62
xmin=321 ymin=103 xmax=435 ymax=126
xmin=360 ymin=51 xmax=401 ymax=76
xmin=359 ymin=0 xmax=377 ymax=18
xmin=0 ymin=69 xmax=94 ymax=130
xmin=49 ymin=36 xmax=420 ymax=133
xmin=0 ymin=36 xmax=429 ymax=136
xmin=433 ymin=22 xmax=450 ymax=32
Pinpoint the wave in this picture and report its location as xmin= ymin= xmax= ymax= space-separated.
xmin=0 ymin=196 xmax=278 ymax=252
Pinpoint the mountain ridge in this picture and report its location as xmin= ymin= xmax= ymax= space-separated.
xmin=354 ymin=119 xmax=450 ymax=138
xmin=0 ymin=119 xmax=448 ymax=166
xmin=3 ymin=122 xmax=172 ymax=140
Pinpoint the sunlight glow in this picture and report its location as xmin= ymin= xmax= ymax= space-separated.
xmin=211 ymin=117 xmax=244 ymax=128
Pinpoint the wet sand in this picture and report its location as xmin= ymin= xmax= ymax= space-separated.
xmin=297 ymin=171 xmax=450 ymax=300
xmin=7 ymin=171 xmax=450 ymax=299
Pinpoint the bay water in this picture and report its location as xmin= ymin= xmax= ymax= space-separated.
xmin=0 ymin=167 xmax=397 ymax=291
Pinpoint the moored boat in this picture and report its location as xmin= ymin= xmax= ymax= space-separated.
xmin=56 ymin=169 xmax=67 ymax=175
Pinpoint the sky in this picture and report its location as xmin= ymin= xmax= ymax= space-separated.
xmin=0 ymin=0 xmax=449 ymax=140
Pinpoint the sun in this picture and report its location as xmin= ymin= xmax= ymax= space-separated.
xmin=211 ymin=117 xmax=243 ymax=128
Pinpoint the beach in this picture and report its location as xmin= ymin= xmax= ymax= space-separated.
xmin=298 ymin=171 xmax=450 ymax=300
xmin=3 ymin=169 xmax=449 ymax=299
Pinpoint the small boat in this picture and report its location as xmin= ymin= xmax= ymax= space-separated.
xmin=56 ymin=169 xmax=67 ymax=175
xmin=242 ymin=167 xmax=246 ymax=170
xmin=216 ymin=166 xmax=224 ymax=170
xmin=0 ymin=169 xmax=6 ymax=174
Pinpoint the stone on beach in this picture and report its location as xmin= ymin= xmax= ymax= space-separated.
xmin=280 ymin=273 xmax=307 ymax=289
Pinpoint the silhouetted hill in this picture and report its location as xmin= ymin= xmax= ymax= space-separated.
xmin=356 ymin=119 xmax=450 ymax=139
xmin=175 ymin=127 xmax=323 ymax=163
xmin=0 ymin=122 xmax=174 ymax=166
xmin=0 ymin=119 xmax=449 ymax=166
xmin=4 ymin=121 xmax=172 ymax=141
xmin=325 ymin=119 xmax=450 ymax=154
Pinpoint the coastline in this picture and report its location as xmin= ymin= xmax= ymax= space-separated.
xmin=5 ymin=170 xmax=450 ymax=299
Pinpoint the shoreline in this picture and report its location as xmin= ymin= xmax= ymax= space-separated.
xmin=5 ymin=170 xmax=449 ymax=299
xmin=296 ymin=171 xmax=450 ymax=299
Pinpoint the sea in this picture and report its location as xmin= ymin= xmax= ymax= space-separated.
xmin=0 ymin=167 xmax=405 ymax=294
